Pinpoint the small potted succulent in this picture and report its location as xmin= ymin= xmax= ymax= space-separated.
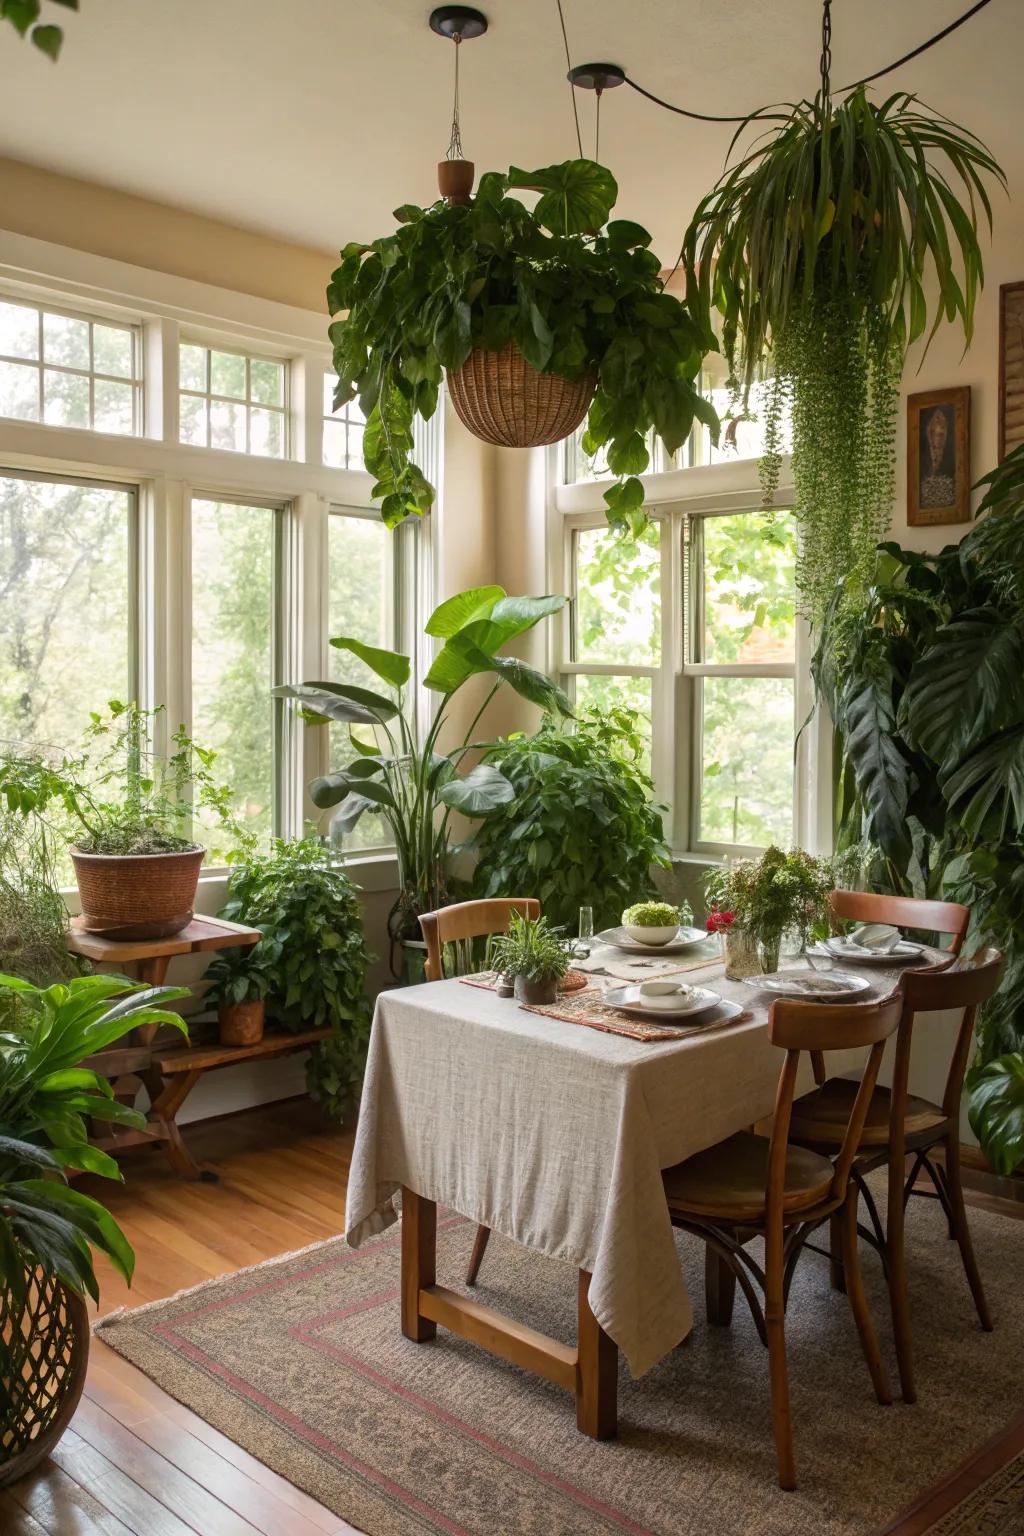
xmin=203 ymin=941 xmax=274 ymax=1046
xmin=490 ymin=911 xmax=573 ymax=1006
xmin=621 ymin=899 xmax=693 ymax=947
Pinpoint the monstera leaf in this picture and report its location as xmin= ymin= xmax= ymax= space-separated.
xmin=968 ymin=1053 xmax=1024 ymax=1175
xmin=902 ymin=615 xmax=1024 ymax=767
xmin=507 ymin=160 xmax=617 ymax=236
xmin=943 ymin=726 xmax=1024 ymax=841
xmin=437 ymin=763 xmax=515 ymax=817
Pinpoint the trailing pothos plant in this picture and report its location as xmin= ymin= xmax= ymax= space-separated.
xmin=327 ymin=159 xmax=716 ymax=536
xmin=0 ymin=0 xmax=73 ymax=60
xmin=683 ymin=86 xmax=1003 ymax=623
xmin=813 ymin=444 xmax=1024 ymax=1174
xmin=276 ymin=586 xmax=570 ymax=968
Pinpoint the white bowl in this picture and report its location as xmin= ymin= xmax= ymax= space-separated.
xmin=624 ymin=924 xmax=679 ymax=947
xmin=638 ymin=980 xmax=693 ymax=1011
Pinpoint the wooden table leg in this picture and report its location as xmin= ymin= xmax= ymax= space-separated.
xmin=576 ymin=1269 xmax=617 ymax=1439
xmin=401 ymin=1187 xmax=437 ymax=1343
xmin=134 ymin=956 xmax=171 ymax=1046
xmin=147 ymin=1069 xmax=211 ymax=1181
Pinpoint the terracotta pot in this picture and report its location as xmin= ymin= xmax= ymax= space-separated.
xmin=513 ymin=974 xmax=559 ymax=1006
xmin=218 ymin=999 xmax=265 ymax=1047
xmin=438 ymin=157 xmax=474 ymax=204
xmin=70 ymin=846 xmax=205 ymax=941
xmin=0 ymin=1269 xmax=89 ymax=1488
xmin=446 ymin=341 xmax=596 ymax=449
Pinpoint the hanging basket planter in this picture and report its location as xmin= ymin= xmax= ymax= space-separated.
xmin=0 ymin=1268 xmax=89 ymax=1488
xmin=446 ymin=342 xmax=596 ymax=449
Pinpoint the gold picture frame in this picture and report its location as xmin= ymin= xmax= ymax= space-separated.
xmin=907 ymin=387 xmax=971 ymax=527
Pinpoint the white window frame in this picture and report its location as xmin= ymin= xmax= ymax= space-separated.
xmin=0 ymin=291 xmax=144 ymax=436
xmin=179 ymin=337 xmax=289 ymax=458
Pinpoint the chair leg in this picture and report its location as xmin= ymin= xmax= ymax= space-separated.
xmin=944 ymin=1135 xmax=993 ymax=1332
xmin=705 ymin=1243 xmax=736 ymax=1327
xmin=465 ymin=1223 xmax=491 ymax=1287
xmin=887 ymin=1149 xmax=916 ymax=1404
xmin=840 ymin=1191 xmax=892 ymax=1406
xmin=828 ymin=1209 xmax=847 ymax=1293
xmin=764 ymin=1225 xmax=795 ymax=1491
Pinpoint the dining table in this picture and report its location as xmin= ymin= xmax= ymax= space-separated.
xmin=344 ymin=936 xmax=934 ymax=1440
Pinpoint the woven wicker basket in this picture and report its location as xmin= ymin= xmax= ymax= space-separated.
xmin=0 ymin=1268 xmax=89 ymax=1488
xmin=71 ymin=846 xmax=205 ymax=941
xmin=446 ymin=342 xmax=596 ymax=448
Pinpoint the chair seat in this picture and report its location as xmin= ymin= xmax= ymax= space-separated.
xmin=790 ymin=1077 xmax=948 ymax=1147
xmin=663 ymin=1130 xmax=834 ymax=1223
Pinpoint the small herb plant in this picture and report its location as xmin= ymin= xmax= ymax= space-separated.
xmin=328 ymin=159 xmax=716 ymax=536
xmin=490 ymin=912 xmax=573 ymax=986
xmin=622 ymin=901 xmax=691 ymax=929
xmin=471 ymin=707 xmax=669 ymax=931
xmin=216 ymin=839 xmax=372 ymax=1122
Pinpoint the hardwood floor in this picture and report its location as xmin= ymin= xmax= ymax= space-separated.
xmin=2 ymin=1099 xmax=360 ymax=1536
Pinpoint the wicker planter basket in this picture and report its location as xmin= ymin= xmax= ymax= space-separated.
xmin=0 ymin=1269 xmax=89 ymax=1488
xmin=446 ymin=342 xmax=596 ymax=448
xmin=70 ymin=846 xmax=205 ymax=941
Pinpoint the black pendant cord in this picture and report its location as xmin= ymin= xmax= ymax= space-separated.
xmin=620 ymin=0 xmax=995 ymax=127
xmin=555 ymin=0 xmax=584 ymax=159
xmin=820 ymin=0 xmax=833 ymax=103
xmin=446 ymin=35 xmax=463 ymax=161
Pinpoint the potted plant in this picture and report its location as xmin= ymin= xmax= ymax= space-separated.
xmin=471 ymin=706 xmax=670 ymax=930
xmin=621 ymin=900 xmax=692 ymax=948
xmin=0 ymin=701 xmax=249 ymax=942
xmin=327 ymin=159 xmax=716 ymax=536
xmin=0 ymin=971 xmax=188 ymax=1485
xmin=490 ymin=911 xmax=573 ymax=1006
xmin=683 ymin=85 xmax=1003 ymax=624
xmin=203 ymin=942 xmax=272 ymax=1046
xmin=704 ymin=847 xmax=842 ymax=978
xmin=277 ymin=586 xmax=570 ymax=976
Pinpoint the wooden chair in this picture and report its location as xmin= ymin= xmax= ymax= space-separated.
xmin=828 ymin=888 xmax=970 ymax=956
xmin=662 ymin=992 xmax=903 ymax=1491
xmin=418 ymin=897 xmax=541 ymax=1287
xmin=790 ymin=945 xmax=1003 ymax=1406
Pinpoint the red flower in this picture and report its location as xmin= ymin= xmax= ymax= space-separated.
xmin=706 ymin=908 xmax=736 ymax=933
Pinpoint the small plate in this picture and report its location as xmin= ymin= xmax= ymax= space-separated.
xmin=596 ymin=925 xmax=710 ymax=956
xmin=603 ymin=984 xmax=721 ymax=1021
xmin=746 ymin=970 xmax=871 ymax=1001
xmin=821 ymin=938 xmax=924 ymax=964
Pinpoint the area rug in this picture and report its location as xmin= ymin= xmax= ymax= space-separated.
xmin=877 ymin=1407 xmax=1024 ymax=1534
xmin=95 ymin=1196 xmax=1024 ymax=1536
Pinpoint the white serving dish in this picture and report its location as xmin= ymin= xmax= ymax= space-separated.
xmin=745 ymin=970 xmax=871 ymax=1001
xmin=604 ymin=983 xmax=722 ymax=1021
xmin=596 ymin=925 xmax=710 ymax=956
xmin=624 ymin=923 xmax=679 ymax=947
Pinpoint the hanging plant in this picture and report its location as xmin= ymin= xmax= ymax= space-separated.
xmin=327 ymin=159 xmax=717 ymax=536
xmin=683 ymin=86 xmax=1003 ymax=623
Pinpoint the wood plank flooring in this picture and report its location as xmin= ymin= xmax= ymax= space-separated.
xmin=5 ymin=1099 xmax=360 ymax=1536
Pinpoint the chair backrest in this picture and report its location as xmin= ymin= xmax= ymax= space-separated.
xmin=419 ymin=898 xmax=541 ymax=981
xmin=829 ymin=889 xmax=970 ymax=956
xmin=890 ymin=945 xmax=1004 ymax=1128
xmin=767 ymin=993 xmax=904 ymax=1219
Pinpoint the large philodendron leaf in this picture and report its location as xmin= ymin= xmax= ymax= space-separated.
xmin=968 ymin=1052 xmax=1024 ymax=1175
xmin=943 ymin=726 xmax=1024 ymax=840
xmin=329 ymin=637 xmax=410 ymax=689
xmin=273 ymin=684 xmax=390 ymax=726
xmin=424 ymin=599 xmax=568 ymax=692
xmin=438 ymin=763 xmax=515 ymax=817
xmin=839 ymin=670 xmax=912 ymax=867
xmin=424 ymin=631 xmax=572 ymax=715
xmin=507 ymin=160 xmax=618 ymax=236
xmin=425 ymin=587 xmax=506 ymax=639
xmin=902 ymin=615 xmax=1024 ymax=767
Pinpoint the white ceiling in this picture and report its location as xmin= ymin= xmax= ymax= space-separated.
xmin=0 ymin=0 xmax=1017 ymax=261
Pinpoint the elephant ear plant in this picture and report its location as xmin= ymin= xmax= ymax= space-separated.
xmin=276 ymin=586 xmax=570 ymax=969
xmin=684 ymin=85 xmax=1003 ymax=624
xmin=327 ymin=158 xmax=716 ymax=536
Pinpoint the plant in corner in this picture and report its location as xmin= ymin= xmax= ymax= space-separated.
xmin=683 ymin=85 xmax=1003 ymax=624
xmin=0 ymin=971 xmax=188 ymax=1483
xmin=276 ymin=585 xmax=571 ymax=973
xmin=327 ymin=159 xmax=717 ymax=537
xmin=471 ymin=706 xmax=670 ymax=931
xmin=214 ymin=838 xmax=372 ymax=1121
xmin=489 ymin=911 xmax=573 ymax=1007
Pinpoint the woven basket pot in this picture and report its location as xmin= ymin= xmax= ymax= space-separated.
xmin=70 ymin=846 xmax=205 ymax=941
xmin=446 ymin=342 xmax=596 ymax=448
xmin=0 ymin=1268 xmax=89 ymax=1488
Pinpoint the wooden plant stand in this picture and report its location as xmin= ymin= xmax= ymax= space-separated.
xmin=65 ymin=915 xmax=325 ymax=1181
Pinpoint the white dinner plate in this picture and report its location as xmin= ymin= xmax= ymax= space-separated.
xmin=820 ymin=938 xmax=925 ymax=964
xmin=602 ymin=984 xmax=722 ymax=1021
xmin=745 ymin=970 xmax=871 ymax=1001
xmin=595 ymin=925 xmax=710 ymax=956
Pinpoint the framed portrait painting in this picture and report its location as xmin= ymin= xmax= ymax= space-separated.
xmin=907 ymin=387 xmax=971 ymax=527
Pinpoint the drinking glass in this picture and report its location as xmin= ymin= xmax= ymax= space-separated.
xmin=576 ymin=905 xmax=594 ymax=958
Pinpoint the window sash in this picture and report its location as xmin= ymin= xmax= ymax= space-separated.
xmin=0 ymin=293 xmax=144 ymax=435
xmin=179 ymin=341 xmax=289 ymax=457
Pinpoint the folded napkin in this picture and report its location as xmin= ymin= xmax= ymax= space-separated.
xmin=847 ymin=923 xmax=901 ymax=952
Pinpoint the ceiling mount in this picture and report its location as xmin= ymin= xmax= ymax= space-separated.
xmin=429 ymin=6 xmax=488 ymax=41
xmin=568 ymin=63 xmax=625 ymax=92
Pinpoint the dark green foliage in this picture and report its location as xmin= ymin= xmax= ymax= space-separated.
xmin=490 ymin=911 xmax=572 ymax=985
xmin=815 ymin=445 xmax=1024 ymax=1170
xmin=1 ymin=0 xmax=76 ymax=59
xmin=217 ymin=839 xmax=372 ymax=1122
xmin=471 ymin=707 xmax=669 ymax=931
xmin=327 ymin=160 xmax=715 ymax=536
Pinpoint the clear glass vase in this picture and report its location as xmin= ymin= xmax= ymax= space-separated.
xmin=723 ymin=928 xmax=762 ymax=981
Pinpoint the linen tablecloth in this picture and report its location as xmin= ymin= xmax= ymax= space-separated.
xmin=344 ymin=951 xmax=899 ymax=1378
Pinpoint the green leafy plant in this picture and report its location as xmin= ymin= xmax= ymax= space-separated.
xmin=490 ymin=911 xmax=572 ymax=986
xmin=328 ymin=159 xmax=716 ymax=536
xmin=0 ymin=0 xmax=74 ymax=60
xmin=704 ymin=846 xmax=853 ymax=953
xmin=470 ymin=707 xmax=669 ymax=931
xmin=216 ymin=838 xmax=372 ymax=1121
xmin=622 ymin=901 xmax=689 ymax=928
xmin=202 ymin=941 xmax=274 ymax=1009
xmin=0 ymin=700 xmax=249 ymax=858
xmin=0 ymin=811 xmax=81 ymax=1018
xmin=278 ymin=586 xmax=570 ymax=964
xmin=0 ymin=972 xmax=188 ymax=1321
xmin=814 ymin=444 xmax=1024 ymax=1171
xmin=684 ymin=86 xmax=1003 ymax=622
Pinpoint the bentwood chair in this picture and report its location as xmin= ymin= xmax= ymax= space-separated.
xmin=418 ymin=897 xmax=541 ymax=1286
xmin=827 ymin=889 xmax=970 ymax=958
xmin=791 ymin=945 xmax=1003 ymax=1406
xmin=662 ymin=992 xmax=903 ymax=1490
